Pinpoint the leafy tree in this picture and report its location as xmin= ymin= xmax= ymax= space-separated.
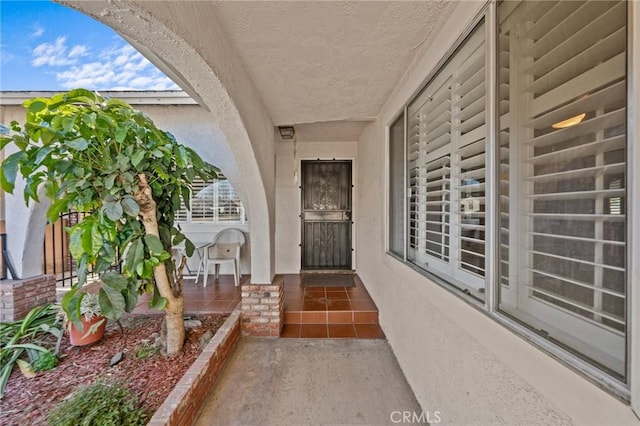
xmin=0 ymin=89 xmax=217 ymax=355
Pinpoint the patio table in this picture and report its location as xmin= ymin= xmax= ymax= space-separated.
xmin=172 ymin=242 xmax=213 ymax=283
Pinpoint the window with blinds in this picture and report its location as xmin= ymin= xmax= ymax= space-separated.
xmin=406 ymin=21 xmax=486 ymax=297
xmin=497 ymin=0 xmax=627 ymax=379
xmin=387 ymin=0 xmax=630 ymax=383
xmin=176 ymin=176 xmax=246 ymax=224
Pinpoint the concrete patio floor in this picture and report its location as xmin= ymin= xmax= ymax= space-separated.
xmin=195 ymin=337 xmax=427 ymax=425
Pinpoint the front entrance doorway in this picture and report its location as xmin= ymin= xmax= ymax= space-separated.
xmin=300 ymin=160 xmax=352 ymax=270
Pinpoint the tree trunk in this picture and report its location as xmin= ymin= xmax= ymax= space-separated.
xmin=134 ymin=173 xmax=185 ymax=355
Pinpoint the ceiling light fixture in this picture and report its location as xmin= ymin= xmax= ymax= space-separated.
xmin=552 ymin=113 xmax=586 ymax=129
xmin=278 ymin=126 xmax=295 ymax=139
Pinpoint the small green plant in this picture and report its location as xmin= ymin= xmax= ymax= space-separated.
xmin=46 ymin=380 xmax=148 ymax=426
xmin=31 ymin=350 xmax=58 ymax=372
xmin=79 ymin=292 xmax=102 ymax=321
xmin=134 ymin=341 xmax=158 ymax=360
xmin=0 ymin=304 xmax=62 ymax=398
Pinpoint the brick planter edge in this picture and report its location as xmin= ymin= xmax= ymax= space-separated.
xmin=147 ymin=305 xmax=242 ymax=426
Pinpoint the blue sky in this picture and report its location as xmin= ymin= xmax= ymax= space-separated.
xmin=0 ymin=0 xmax=179 ymax=91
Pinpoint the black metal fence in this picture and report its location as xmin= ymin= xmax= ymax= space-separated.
xmin=43 ymin=210 xmax=121 ymax=287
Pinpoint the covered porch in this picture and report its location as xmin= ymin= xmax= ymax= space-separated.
xmin=1 ymin=0 xmax=638 ymax=423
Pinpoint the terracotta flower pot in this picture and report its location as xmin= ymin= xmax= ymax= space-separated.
xmin=69 ymin=315 xmax=106 ymax=346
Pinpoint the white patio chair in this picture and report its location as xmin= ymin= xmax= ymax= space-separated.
xmin=203 ymin=228 xmax=246 ymax=287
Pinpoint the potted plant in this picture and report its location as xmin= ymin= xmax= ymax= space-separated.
xmin=67 ymin=291 xmax=106 ymax=346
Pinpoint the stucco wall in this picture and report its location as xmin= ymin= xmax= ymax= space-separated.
xmin=356 ymin=2 xmax=639 ymax=425
xmin=275 ymin=140 xmax=357 ymax=274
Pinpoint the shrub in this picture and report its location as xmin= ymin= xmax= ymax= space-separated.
xmin=46 ymin=380 xmax=148 ymax=426
xmin=0 ymin=304 xmax=62 ymax=397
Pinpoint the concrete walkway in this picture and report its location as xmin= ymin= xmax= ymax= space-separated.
xmin=195 ymin=338 xmax=425 ymax=426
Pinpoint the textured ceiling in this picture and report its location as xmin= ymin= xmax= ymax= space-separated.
xmin=211 ymin=1 xmax=456 ymax=129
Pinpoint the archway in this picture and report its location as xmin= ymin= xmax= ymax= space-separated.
xmin=58 ymin=0 xmax=276 ymax=283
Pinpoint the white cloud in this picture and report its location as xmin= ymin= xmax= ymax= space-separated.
xmin=30 ymin=25 xmax=45 ymax=39
xmin=32 ymin=37 xmax=87 ymax=67
xmin=54 ymin=42 xmax=179 ymax=91
xmin=68 ymin=45 xmax=88 ymax=58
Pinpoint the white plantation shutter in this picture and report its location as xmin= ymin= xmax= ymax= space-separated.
xmin=452 ymin=29 xmax=486 ymax=281
xmin=189 ymin=179 xmax=214 ymax=221
xmin=407 ymin=21 xmax=486 ymax=295
xmin=177 ymin=176 xmax=246 ymax=224
xmin=498 ymin=0 xmax=627 ymax=378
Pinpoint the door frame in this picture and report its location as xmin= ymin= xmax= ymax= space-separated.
xmin=299 ymin=157 xmax=356 ymax=272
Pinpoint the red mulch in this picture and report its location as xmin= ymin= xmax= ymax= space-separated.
xmin=0 ymin=314 xmax=227 ymax=425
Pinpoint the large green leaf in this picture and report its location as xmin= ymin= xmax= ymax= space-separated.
xmin=144 ymin=234 xmax=164 ymax=255
xmin=181 ymin=185 xmax=191 ymax=211
xmin=174 ymin=146 xmax=187 ymax=168
xmin=115 ymin=124 xmax=130 ymax=143
xmin=47 ymin=198 xmax=69 ymax=224
xmin=130 ymin=150 xmax=145 ymax=168
xmin=61 ymin=288 xmax=84 ymax=329
xmin=149 ymin=288 xmax=168 ymax=311
xmin=121 ymin=196 xmax=140 ymax=217
xmin=104 ymin=173 xmax=117 ymax=190
xmin=81 ymin=222 xmax=103 ymax=256
xmin=34 ymin=146 xmax=54 ymax=165
xmin=186 ymin=147 xmax=205 ymax=170
xmin=68 ymin=226 xmax=84 ymax=260
xmin=1 ymin=151 xmax=26 ymax=193
xmin=103 ymin=201 xmax=123 ymax=221
xmin=65 ymin=88 xmax=97 ymax=103
xmin=101 ymin=271 xmax=128 ymax=290
xmin=123 ymin=280 xmax=139 ymax=313
xmin=39 ymin=128 xmax=57 ymax=145
xmin=98 ymin=286 xmax=126 ymax=320
xmin=124 ymin=238 xmax=145 ymax=275
xmin=105 ymin=97 xmax=131 ymax=109
xmin=27 ymin=100 xmax=46 ymax=114
xmin=67 ymin=138 xmax=88 ymax=151
xmin=76 ymin=256 xmax=88 ymax=287
xmin=61 ymin=117 xmax=76 ymax=132
xmin=185 ymin=239 xmax=195 ymax=257
xmin=172 ymin=231 xmax=186 ymax=246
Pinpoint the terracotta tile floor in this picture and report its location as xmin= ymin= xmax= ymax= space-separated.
xmin=130 ymin=272 xmax=384 ymax=339
xmin=132 ymin=274 xmax=245 ymax=315
xmin=281 ymin=274 xmax=385 ymax=339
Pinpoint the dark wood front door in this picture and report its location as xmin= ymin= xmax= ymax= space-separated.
xmin=301 ymin=160 xmax=352 ymax=270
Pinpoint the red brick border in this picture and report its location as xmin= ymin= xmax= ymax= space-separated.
xmin=241 ymin=275 xmax=284 ymax=336
xmin=147 ymin=306 xmax=241 ymax=426
xmin=0 ymin=275 xmax=56 ymax=322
